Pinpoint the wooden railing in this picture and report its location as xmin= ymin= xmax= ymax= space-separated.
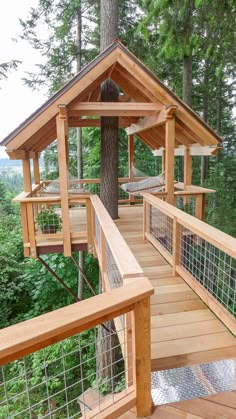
xmin=143 ymin=192 xmax=236 ymax=335
xmin=0 ymin=278 xmax=154 ymax=418
xmin=13 ymin=192 xmax=91 ymax=258
xmin=36 ymin=178 xmax=145 ymax=204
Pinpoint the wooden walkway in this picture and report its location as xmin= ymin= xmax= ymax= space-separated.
xmin=115 ymin=206 xmax=236 ymax=371
xmin=119 ymin=391 xmax=236 ymax=418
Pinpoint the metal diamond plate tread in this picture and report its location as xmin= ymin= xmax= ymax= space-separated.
xmin=151 ymin=359 xmax=236 ymax=405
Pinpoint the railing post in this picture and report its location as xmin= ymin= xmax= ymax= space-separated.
xmin=20 ymin=203 xmax=30 ymax=257
xmin=172 ymin=217 xmax=181 ymax=275
xmin=134 ymin=297 xmax=153 ymax=417
xmin=91 ymin=204 xmax=97 ymax=258
xmin=100 ymin=228 xmax=107 ymax=289
xmin=143 ymin=200 xmax=150 ymax=240
xmin=26 ymin=202 xmax=37 ymax=258
xmin=86 ymin=198 xmax=93 ymax=254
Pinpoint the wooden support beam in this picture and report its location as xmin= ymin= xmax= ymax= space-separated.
xmin=165 ymin=117 xmax=175 ymax=205
xmin=128 ymin=135 xmax=135 ymax=204
xmin=68 ymin=102 xmax=161 ymax=117
xmin=184 ymin=147 xmax=192 ymax=188
xmin=22 ymin=156 xmax=32 ymax=193
xmin=153 ymin=145 xmax=220 ymax=157
xmin=68 ymin=116 xmax=139 ymax=128
xmin=126 ymin=109 xmax=166 ymax=136
xmin=33 ymin=153 xmax=40 ymax=184
xmin=56 ymin=105 xmax=71 ymax=257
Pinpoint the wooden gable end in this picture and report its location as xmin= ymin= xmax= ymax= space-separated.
xmin=1 ymin=40 xmax=222 ymax=156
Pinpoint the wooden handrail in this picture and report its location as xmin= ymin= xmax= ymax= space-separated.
xmin=90 ymin=195 xmax=143 ymax=279
xmin=142 ymin=193 xmax=236 ymax=258
xmin=0 ymin=276 xmax=153 ymax=367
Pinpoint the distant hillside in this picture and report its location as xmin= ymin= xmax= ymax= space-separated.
xmin=0 ymin=158 xmax=22 ymax=167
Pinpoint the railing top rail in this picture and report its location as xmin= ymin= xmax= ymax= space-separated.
xmin=175 ymin=182 xmax=216 ymax=194
xmin=90 ymin=195 xmax=144 ymax=279
xmin=0 ymin=278 xmax=153 ymax=366
xmin=142 ymin=192 xmax=236 ymax=259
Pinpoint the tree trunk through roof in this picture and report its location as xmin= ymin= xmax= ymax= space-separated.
xmin=100 ymin=0 xmax=119 ymax=220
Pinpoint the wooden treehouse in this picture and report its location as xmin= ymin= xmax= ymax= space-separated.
xmin=0 ymin=41 xmax=235 ymax=418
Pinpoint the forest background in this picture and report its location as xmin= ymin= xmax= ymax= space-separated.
xmin=0 ymin=0 xmax=235 ymax=329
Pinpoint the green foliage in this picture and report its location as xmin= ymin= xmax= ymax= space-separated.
xmin=36 ymin=208 xmax=62 ymax=233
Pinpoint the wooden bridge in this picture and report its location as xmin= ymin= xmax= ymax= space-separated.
xmin=0 ymin=40 xmax=235 ymax=418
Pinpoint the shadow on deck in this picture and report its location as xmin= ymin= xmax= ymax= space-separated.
xmin=115 ymin=206 xmax=236 ymax=372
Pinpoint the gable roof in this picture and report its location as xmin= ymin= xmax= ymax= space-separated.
xmin=1 ymin=40 xmax=222 ymax=154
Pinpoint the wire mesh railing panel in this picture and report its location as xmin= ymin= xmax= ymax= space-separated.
xmin=34 ymin=204 xmax=62 ymax=235
xmin=175 ymin=197 xmax=196 ymax=217
xmin=149 ymin=205 xmax=174 ymax=255
xmin=95 ymin=213 xmax=101 ymax=253
xmin=118 ymin=187 xmax=129 ymax=201
xmin=0 ymin=322 xmax=133 ymax=418
xmin=84 ymin=183 xmax=101 ymax=196
xmin=69 ymin=204 xmax=86 ymax=234
xmin=179 ymin=226 xmax=236 ymax=317
xmin=106 ymin=242 xmax=123 ymax=289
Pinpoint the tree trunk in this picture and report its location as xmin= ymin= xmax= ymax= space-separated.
xmin=97 ymin=0 xmax=119 ymax=389
xmin=100 ymin=0 xmax=119 ymax=51
xmin=201 ymin=59 xmax=209 ymax=184
xmin=100 ymin=0 xmax=119 ymax=220
xmin=100 ymin=81 xmax=119 ymax=219
xmin=76 ymin=5 xmax=84 ymax=299
xmin=182 ymin=0 xmax=193 ymax=107
xmin=183 ymin=55 xmax=193 ymax=107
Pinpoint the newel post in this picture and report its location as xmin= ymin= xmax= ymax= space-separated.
xmin=128 ymin=134 xmax=135 ymax=204
xmin=56 ymin=105 xmax=71 ymax=257
xmin=172 ymin=217 xmax=181 ymax=275
xmin=134 ymin=297 xmax=153 ymax=416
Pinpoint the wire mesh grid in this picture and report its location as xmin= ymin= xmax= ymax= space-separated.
xmin=84 ymin=183 xmax=100 ymax=196
xmin=34 ymin=204 xmax=62 ymax=235
xmin=106 ymin=242 xmax=123 ymax=289
xmin=175 ymin=196 xmax=196 ymax=217
xmin=69 ymin=204 xmax=86 ymax=234
xmin=118 ymin=186 xmax=129 ymax=201
xmin=149 ymin=205 xmax=173 ymax=255
xmin=179 ymin=225 xmax=236 ymax=316
xmin=0 ymin=322 xmax=133 ymax=419
xmin=95 ymin=214 xmax=101 ymax=253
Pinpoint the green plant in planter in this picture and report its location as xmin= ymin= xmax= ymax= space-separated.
xmin=36 ymin=208 xmax=62 ymax=234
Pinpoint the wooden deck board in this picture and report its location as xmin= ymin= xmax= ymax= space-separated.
xmin=119 ymin=391 xmax=236 ymax=418
xmin=115 ymin=206 xmax=236 ymax=372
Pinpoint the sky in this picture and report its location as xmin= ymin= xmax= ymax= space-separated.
xmin=0 ymin=0 xmax=47 ymax=158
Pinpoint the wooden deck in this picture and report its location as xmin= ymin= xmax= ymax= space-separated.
xmin=115 ymin=206 xmax=236 ymax=372
xmin=119 ymin=391 xmax=236 ymax=418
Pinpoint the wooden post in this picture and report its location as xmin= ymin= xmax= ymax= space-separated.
xmin=20 ymin=203 xmax=30 ymax=257
xmin=33 ymin=153 xmax=40 ymax=185
xmin=183 ymin=147 xmax=192 ymax=205
xmin=91 ymin=205 xmax=97 ymax=258
xmin=56 ymin=105 xmax=71 ymax=257
xmin=22 ymin=154 xmax=32 ymax=193
xmin=162 ymin=148 xmax=165 ymax=178
xmin=172 ymin=217 xmax=181 ymax=275
xmin=165 ymin=117 xmax=175 ymax=205
xmin=134 ymin=297 xmax=153 ymax=417
xmin=86 ymin=198 xmax=93 ymax=254
xmin=26 ymin=202 xmax=37 ymax=258
xmin=100 ymin=228 xmax=106 ymax=290
xmin=128 ymin=135 xmax=135 ymax=205
xmin=195 ymin=194 xmax=204 ymax=220
xmin=143 ymin=200 xmax=150 ymax=240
